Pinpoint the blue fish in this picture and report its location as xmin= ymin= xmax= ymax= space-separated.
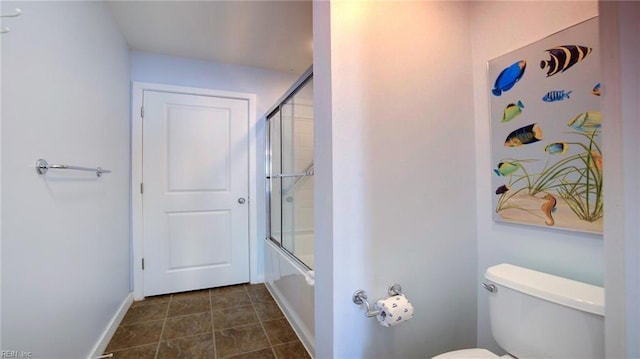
xmin=542 ymin=90 xmax=572 ymax=102
xmin=492 ymin=60 xmax=527 ymax=96
xmin=592 ymin=82 xmax=601 ymax=96
xmin=545 ymin=142 xmax=569 ymax=155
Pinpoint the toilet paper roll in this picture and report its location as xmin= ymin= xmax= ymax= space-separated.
xmin=374 ymin=294 xmax=414 ymax=327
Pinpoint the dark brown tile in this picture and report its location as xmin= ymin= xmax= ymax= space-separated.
xmin=262 ymin=318 xmax=298 ymax=345
xmin=272 ymin=341 xmax=311 ymax=359
xmin=107 ymin=344 xmax=158 ymax=359
xmin=212 ymin=305 xmax=259 ymax=330
xmin=210 ymin=291 xmax=252 ymax=309
xmin=210 ymin=284 xmax=247 ymax=295
xmin=215 ymin=323 xmax=270 ymax=358
xmin=172 ymin=289 xmax=211 ymax=300
xmin=253 ymin=301 xmax=283 ymax=322
xmin=131 ymin=294 xmax=171 ymax=307
xmin=225 ymin=347 xmax=275 ymax=359
xmin=168 ymin=296 xmax=210 ymax=317
xmin=157 ymin=333 xmax=215 ymax=359
xmin=162 ymin=312 xmax=212 ymax=340
xmin=106 ymin=320 xmax=163 ymax=351
xmin=246 ymin=285 xmax=273 ymax=303
xmin=121 ymin=302 xmax=168 ymax=325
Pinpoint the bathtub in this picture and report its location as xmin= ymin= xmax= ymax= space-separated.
xmin=264 ymin=239 xmax=315 ymax=356
xmin=292 ymin=232 xmax=314 ymax=269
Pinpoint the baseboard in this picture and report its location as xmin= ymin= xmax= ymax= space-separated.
xmin=251 ymin=273 xmax=265 ymax=284
xmin=86 ymin=292 xmax=134 ymax=359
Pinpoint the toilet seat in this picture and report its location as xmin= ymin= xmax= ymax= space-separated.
xmin=431 ymin=348 xmax=513 ymax=359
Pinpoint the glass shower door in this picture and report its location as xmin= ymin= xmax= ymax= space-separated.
xmin=267 ymin=76 xmax=314 ymax=269
xmin=268 ymin=109 xmax=282 ymax=246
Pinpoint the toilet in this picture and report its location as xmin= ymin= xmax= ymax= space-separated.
xmin=433 ymin=263 xmax=604 ymax=359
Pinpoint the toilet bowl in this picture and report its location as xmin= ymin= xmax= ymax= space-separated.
xmin=431 ymin=263 xmax=604 ymax=359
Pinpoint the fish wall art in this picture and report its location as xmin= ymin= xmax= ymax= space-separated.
xmin=488 ymin=17 xmax=602 ymax=234
xmin=502 ymin=101 xmax=525 ymax=122
xmin=541 ymin=45 xmax=592 ymax=77
xmin=492 ymin=60 xmax=526 ymax=96
xmin=542 ymin=90 xmax=572 ymax=102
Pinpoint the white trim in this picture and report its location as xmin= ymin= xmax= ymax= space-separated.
xmin=131 ymin=82 xmax=258 ymax=300
xmin=87 ymin=292 xmax=134 ymax=359
xmin=0 ymin=15 xmax=3 ymax=348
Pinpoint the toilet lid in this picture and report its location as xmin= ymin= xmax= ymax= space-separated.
xmin=431 ymin=348 xmax=500 ymax=359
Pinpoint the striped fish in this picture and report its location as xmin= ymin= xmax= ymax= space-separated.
xmin=542 ymin=90 xmax=571 ymax=102
xmin=540 ymin=45 xmax=592 ymax=77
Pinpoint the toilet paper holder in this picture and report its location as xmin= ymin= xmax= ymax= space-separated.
xmin=352 ymin=283 xmax=403 ymax=318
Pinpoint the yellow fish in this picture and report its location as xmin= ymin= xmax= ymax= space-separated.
xmin=568 ymin=111 xmax=601 ymax=132
xmin=502 ymin=101 xmax=524 ymax=123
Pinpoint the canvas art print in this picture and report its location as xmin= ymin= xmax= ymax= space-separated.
xmin=489 ymin=17 xmax=602 ymax=234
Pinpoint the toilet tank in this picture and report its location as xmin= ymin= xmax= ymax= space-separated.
xmin=484 ymin=263 xmax=604 ymax=359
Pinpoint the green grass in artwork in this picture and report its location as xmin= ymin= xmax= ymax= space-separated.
xmin=495 ymin=130 xmax=603 ymax=222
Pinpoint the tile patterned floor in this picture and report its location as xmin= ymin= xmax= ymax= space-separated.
xmin=104 ymin=284 xmax=311 ymax=359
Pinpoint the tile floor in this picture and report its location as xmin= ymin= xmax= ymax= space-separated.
xmin=104 ymin=284 xmax=311 ymax=359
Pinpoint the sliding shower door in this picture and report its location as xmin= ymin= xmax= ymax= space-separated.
xmin=268 ymin=109 xmax=282 ymax=246
xmin=267 ymin=76 xmax=314 ymax=269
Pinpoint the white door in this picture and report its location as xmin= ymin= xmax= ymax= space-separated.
xmin=142 ymin=90 xmax=249 ymax=296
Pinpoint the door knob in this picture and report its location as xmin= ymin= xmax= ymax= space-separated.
xmin=238 ymin=197 xmax=246 ymax=204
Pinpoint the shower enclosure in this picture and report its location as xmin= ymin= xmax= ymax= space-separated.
xmin=264 ymin=68 xmax=314 ymax=354
xmin=267 ymin=74 xmax=314 ymax=268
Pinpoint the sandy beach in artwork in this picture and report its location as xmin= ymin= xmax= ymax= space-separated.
xmin=496 ymin=191 xmax=602 ymax=234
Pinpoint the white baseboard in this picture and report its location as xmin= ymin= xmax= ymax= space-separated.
xmin=251 ymin=273 xmax=265 ymax=284
xmin=87 ymin=292 xmax=133 ymax=359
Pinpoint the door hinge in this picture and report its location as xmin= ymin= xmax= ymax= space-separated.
xmin=140 ymin=182 xmax=144 ymax=194
xmin=140 ymin=106 xmax=144 ymax=118
xmin=142 ymin=258 xmax=145 ymax=270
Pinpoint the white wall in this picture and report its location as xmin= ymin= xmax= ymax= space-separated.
xmin=599 ymin=2 xmax=640 ymax=358
xmin=130 ymin=51 xmax=300 ymax=282
xmin=314 ymin=2 xmax=477 ymax=358
xmin=312 ymin=1 xmax=334 ymax=356
xmin=1 ymin=2 xmax=130 ymax=358
xmin=468 ymin=1 xmax=601 ymax=353
xmin=0 ymin=0 xmax=4 ymax=350
xmin=130 ymin=51 xmax=300 ymax=118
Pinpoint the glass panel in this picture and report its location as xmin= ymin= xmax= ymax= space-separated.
xmin=281 ymin=79 xmax=314 ymax=269
xmin=280 ymin=95 xmax=294 ymax=252
xmin=265 ymin=75 xmax=314 ymax=270
xmin=268 ymin=110 xmax=281 ymax=245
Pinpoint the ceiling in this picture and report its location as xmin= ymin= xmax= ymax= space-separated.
xmin=107 ymin=0 xmax=313 ymax=74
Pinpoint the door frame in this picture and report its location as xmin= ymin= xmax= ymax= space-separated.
xmin=131 ymin=82 xmax=257 ymax=300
